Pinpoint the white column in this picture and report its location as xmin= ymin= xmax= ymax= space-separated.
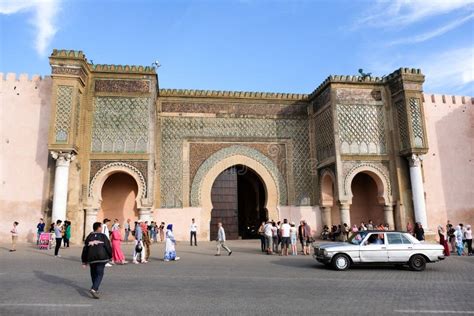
xmin=383 ymin=205 xmax=395 ymax=230
xmin=340 ymin=203 xmax=351 ymax=226
xmin=321 ymin=206 xmax=332 ymax=228
xmin=408 ymin=154 xmax=428 ymax=228
xmin=51 ymin=151 xmax=75 ymax=222
xmin=84 ymin=208 xmax=98 ymax=236
xmin=138 ymin=207 xmax=153 ymax=222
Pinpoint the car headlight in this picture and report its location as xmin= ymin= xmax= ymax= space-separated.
xmin=323 ymin=249 xmax=328 ymax=256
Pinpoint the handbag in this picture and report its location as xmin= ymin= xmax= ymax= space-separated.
xmin=135 ymin=243 xmax=142 ymax=253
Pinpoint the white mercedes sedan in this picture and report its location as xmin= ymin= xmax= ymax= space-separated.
xmin=313 ymin=231 xmax=445 ymax=271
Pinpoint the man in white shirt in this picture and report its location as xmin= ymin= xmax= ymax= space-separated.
xmin=101 ymin=219 xmax=112 ymax=267
xmin=264 ymin=220 xmax=273 ymax=255
xmin=216 ymin=222 xmax=232 ymax=256
xmin=280 ymin=219 xmax=291 ymax=256
xmin=190 ymin=218 xmax=198 ymax=246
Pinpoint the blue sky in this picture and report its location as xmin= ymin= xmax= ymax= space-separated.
xmin=1 ymin=0 xmax=473 ymax=95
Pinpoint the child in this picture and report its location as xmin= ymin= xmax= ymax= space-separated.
xmin=10 ymin=221 xmax=19 ymax=252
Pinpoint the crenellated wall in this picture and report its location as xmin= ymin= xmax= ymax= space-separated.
xmin=0 ymin=73 xmax=53 ymax=243
xmin=422 ymin=93 xmax=474 ymax=228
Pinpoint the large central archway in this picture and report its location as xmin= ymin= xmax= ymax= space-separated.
xmin=210 ymin=165 xmax=267 ymax=240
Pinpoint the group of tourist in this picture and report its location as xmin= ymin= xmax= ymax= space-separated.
xmin=258 ymin=219 xmax=312 ymax=256
xmin=438 ymin=221 xmax=472 ymax=257
xmin=321 ymin=220 xmax=391 ymax=242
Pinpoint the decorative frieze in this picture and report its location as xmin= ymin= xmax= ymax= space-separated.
xmin=409 ymin=98 xmax=425 ymax=148
xmin=52 ymin=66 xmax=87 ymax=83
xmin=95 ymin=79 xmax=151 ymax=93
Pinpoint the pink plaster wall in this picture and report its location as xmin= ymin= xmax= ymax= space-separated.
xmin=0 ymin=73 xmax=52 ymax=243
xmin=423 ymin=93 xmax=474 ymax=229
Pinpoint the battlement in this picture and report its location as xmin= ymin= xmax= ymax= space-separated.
xmin=51 ymin=49 xmax=86 ymax=60
xmin=308 ymin=67 xmax=423 ymax=100
xmin=0 ymin=72 xmax=48 ymax=82
xmin=159 ymin=88 xmax=308 ymax=101
xmin=423 ymin=93 xmax=474 ymax=106
xmin=89 ymin=63 xmax=156 ymax=74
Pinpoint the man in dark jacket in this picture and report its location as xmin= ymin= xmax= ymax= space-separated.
xmin=81 ymin=222 xmax=112 ymax=299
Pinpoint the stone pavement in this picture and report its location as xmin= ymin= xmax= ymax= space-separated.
xmin=1 ymin=240 xmax=473 ymax=315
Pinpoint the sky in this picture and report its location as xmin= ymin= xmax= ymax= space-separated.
xmin=0 ymin=0 xmax=473 ymax=95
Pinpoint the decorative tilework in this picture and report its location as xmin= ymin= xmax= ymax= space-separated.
xmin=91 ymin=97 xmax=150 ymax=153
xmin=409 ymin=98 xmax=424 ymax=147
xmin=314 ymin=107 xmax=334 ymax=161
xmin=337 ymin=104 xmax=386 ymax=155
xmin=54 ymin=85 xmax=73 ymax=142
xmin=190 ymin=145 xmax=287 ymax=206
xmin=161 ymin=117 xmax=310 ymax=207
xmin=396 ymin=101 xmax=409 ymax=150
xmin=89 ymin=160 xmax=148 ymax=189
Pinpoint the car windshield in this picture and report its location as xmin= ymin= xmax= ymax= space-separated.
xmin=348 ymin=231 xmax=369 ymax=245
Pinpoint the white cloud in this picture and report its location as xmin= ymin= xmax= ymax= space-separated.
xmin=389 ymin=12 xmax=474 ymax=45
xmin=0 ymin=0 xmax=60 ymax=57
xmin=420 ymin=47 xmax=474 ymax=95
xmin=358 ymin=0 xmax=474 ymax=28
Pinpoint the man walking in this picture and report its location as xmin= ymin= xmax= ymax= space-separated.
xmin=81 ymin=222 xmax=112 ymax=299
xmin=216 ymin=222 xmax=232 ymax=256
xmin=190 ymin=218 xmax=197 ymax=246
xmin=133 ymin=220 xmax=146 ymax=264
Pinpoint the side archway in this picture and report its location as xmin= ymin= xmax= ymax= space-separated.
xmin=89 ymin=162 xmax=147 ymax=209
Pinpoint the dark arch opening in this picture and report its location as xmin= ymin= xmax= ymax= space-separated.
xmin=210 ymin=165 xmax=267 ymax=240
xmin=350 ymin=172 xmax=384 ymax=226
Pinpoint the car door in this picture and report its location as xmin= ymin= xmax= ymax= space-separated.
xmin=359 ymin=233 xmax=388 ymax=262
xmin=386 ymin=233 xmax=411 ymax=262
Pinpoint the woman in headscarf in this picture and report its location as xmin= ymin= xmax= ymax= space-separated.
xmin=111 ymin=224 xmax=127 ymax=264
xmin=454 ymin=225 xmax=464 ymax=256
xmin=164 ymin=224 xmax=180 ymax=261
xmin=437 ymin=225 xmax=450 ymax=257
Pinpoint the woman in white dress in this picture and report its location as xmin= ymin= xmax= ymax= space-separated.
xmin=164 ymin=224 xmax=180 ymax=261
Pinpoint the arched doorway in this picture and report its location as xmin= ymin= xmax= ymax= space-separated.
xmin=350 ymin=172 xmax=384 ymax=226
xmin=210 ymin=165 xmax=267 ymax=240
xmin=320 ymin=171 xmax=338 ymax=227
xmin=97 ymin=172 xmax=139 ymax=226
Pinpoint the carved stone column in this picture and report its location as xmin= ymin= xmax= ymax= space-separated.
xmin=339 ymin=203 xmax=351 ymax=226
xmin=51 ymin=151 xmax=75 ymax=222
xmin=383 ymin=205 xmax=395 ymax=230
xmin=321 ymin=206 xmax=332 ymax=228
xmin=408 ymin=154 xmax=428 ymax=228
xmin=84 ymin=208 xmax=99 ymax=236
xmin=138 ymin=207 xmax=153 ymax=222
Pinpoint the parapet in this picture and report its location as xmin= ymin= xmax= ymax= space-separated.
xmin=159 ymin=88 xmax=308 ymax=101
xmin=0 ymin=72 xmax=46 ymax=82
xmin=423 ymin=93 xmax=474 ymax=106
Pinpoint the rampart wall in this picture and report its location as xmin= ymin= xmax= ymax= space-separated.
xmin=0 ymin=73 xmax=53 ymax=243
xmin=423 ymin=93 xmax=474 ymax=228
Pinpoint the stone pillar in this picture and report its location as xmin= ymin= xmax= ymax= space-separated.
xmin=339 ymin=203 xmax=351 ymax=226
xmin=383 ymin=205 xmax=395 ymax=230
xmin=84 ymin=208 xmax=99 ymax=236
xmin=138 ymin=207 xmax=153 ymax=222
xmin=51 ymin=151 xmax=75 ymax=222
xmin=321 ymin=206 xmax=332 ymax=228
xmin=408 ymin=154 xmax=428 ymax=228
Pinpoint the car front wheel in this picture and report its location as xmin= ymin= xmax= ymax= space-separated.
xmin=408 ymin=254 xmax=426 ymax=271
xmin=332 ymin=254 xmax=351 ymax=271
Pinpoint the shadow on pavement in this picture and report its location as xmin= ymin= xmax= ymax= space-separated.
xmin=33 ymin=270 xmax=91 ymax=299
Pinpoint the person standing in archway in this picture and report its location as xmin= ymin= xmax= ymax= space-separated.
xmin=215 ymin=222 xmax=232 ymax=256
xmin=190 ymin=218 xmax=197 ymax=246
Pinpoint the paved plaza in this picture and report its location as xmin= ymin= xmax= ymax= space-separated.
xmin=1 ymin=240 xmax=473 ymax=315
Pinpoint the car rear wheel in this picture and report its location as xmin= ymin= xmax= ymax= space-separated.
xmin=408 ymin=254 xmax=426 ymax=271
xmin=332 ymin=254 xmax=350 ymax=271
